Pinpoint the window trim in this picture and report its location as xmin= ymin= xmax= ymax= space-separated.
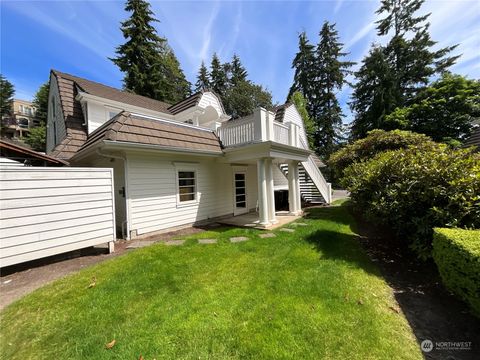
xmin=174 ymin=163 xmax=199 ymax=207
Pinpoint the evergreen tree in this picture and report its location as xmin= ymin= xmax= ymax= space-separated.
xmin=385 ymin=73 xmax=480 ymax=142
xmin=0 ymin=74 xmax=14 ymax=117
xmin=350 ymin=46 xmax=397 ymax=138
xmin=313 ymin=22 xmax=354 ymax=158
xmin=161 ymin=49 xmax=191 ymax=103
xmin=111 ymin=0 xmax=190 ymax=103
xmin=209 ymin=53 xmax=229 ymax=97
xmin=195 ymin=61 xmax=210 ymax=92
xmin=287 ymin=32 xmax=316 ymax=105
xmin=32 ymin=82 xmax=49 ymax=123
xmin=350 ymin=0 xmax=459 ymax=138
xmin=224 ymin=81 xmax=273 ymax=119
xmin=229 ymin=54 xmax=248 ymax=86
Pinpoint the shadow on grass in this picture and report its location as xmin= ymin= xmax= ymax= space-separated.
xmin=304 ymin=229 xmax=380 ymax=278
xmin=346 ymin=207 xmax=480 ymax=359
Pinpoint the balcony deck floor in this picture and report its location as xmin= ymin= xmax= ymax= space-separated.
xmin=218 ymin=211 xmax=301 ymax=230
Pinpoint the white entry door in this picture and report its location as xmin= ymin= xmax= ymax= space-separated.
xmin=233 ymin=171 xmax=248 ymax=215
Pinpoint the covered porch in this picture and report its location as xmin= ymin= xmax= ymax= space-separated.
xmin=222 ymin=140 xmax=311 ymax=229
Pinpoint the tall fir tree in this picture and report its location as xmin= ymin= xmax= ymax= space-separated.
xmin=32 ymin=82 xmax=49 ymax=123
xmin=111 ymin=0 xmax=190 ymax=103
xmin=195 ymin=61 xmax=210 ymax=92
xmin=350 ymin=0 xmax=459 ymax=138
xmin=209 ymin=53 xmax=229 ymax=97
xmin=229 ymin=54 xmax=248 ymax=86
xmin=313 ymin=22 xmax=354 ymax=158
xmin=0 ymin=74 xmax=14 ymax=117
xmin=287 ymin=32 xmax=316 ymax=107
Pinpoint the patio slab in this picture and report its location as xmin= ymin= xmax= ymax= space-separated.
xmin=219 ymin=211 xmax=301 ymax=230
xmin=198 ymin=239 xmax=217 ymax=244
xmin=280 ymin=228 xmax=295 ymax=233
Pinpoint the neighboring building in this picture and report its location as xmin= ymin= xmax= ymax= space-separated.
xmin=1 ymin=99 xmax=41 ymax=139
xmin=46 ymin=70 xmax=332 ymax=239
xmin=0 ymin=139 xmax=66 ymax=166
xmin=464 ymin=126 xmax=480 ymax=151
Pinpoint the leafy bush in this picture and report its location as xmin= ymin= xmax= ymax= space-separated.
xmin=341 ymin=144 xmax=480 ymax=258
xmin=433 ymin=228 xmax=480 ymax=316
xmin=328 ymin=129 xmax=436 ymax=178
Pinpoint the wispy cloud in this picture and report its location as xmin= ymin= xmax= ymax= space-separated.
xmin=345 ymin=22 xmax=376 ymax=51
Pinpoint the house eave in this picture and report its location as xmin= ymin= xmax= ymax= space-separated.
xmin=222 ymin=141 xmax=311 ymax=163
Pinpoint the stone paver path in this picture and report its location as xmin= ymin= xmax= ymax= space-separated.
xmin=126 ymin=240 xmax=157 ymax=249
xmin=165 ymin=240 xmax=185 ymax=246
xmin=230 ymin=236 xmax=249 ymax=243
xmin=291 ymin=222 xmax=308 ymax=226
xmin=198 ymin=239 xmax=217 ymax=244
xmin=259 ymin=233 xmax=276 ymax=238
xmin=280 ymin=228 xmax=295 ymax=233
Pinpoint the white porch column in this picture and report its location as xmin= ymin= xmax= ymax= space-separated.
xmin=265 ymin=158 xmax=277 ymax=224
xmin=257 ymin=158 xmax=269 ymax=226
xmin=288 ymin=161 xmax=301 ymax=215
xmin=293 ymin=161 xmax=302 ymax=214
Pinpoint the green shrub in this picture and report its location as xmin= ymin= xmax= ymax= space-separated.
xmin=433 ymin=228 xmax=480 ymax=316
xmin=342 ymin=145 xmax=480 ymax=258
xmin=328 ymin=129 xmax=436 ymax=178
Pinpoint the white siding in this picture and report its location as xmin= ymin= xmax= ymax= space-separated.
xmin=198 ymin=92 xmax=224 ymax=117
xmin=126 ymin=153 xmax=257 ymax=236
xmin=284 ymin=105 xmax=309 ymax=149
xmin=0 ymin=167 xmax=115 ymax=267
xmin=0 ymin=158 xmax=23 ymax=167
xmin=87 ymin=101 xmax=110 ymax=134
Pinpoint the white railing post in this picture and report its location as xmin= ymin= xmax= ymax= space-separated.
xmin=289 ymin=123 xmax=299 ymax=147
xmin=266 ymin=111 xmax=274 ymax=141
xmin=253 ymin=108 xmax=268 ymax=141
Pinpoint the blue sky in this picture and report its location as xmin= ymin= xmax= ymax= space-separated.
xmin=1 ymin=0 xmax=479 ymax=121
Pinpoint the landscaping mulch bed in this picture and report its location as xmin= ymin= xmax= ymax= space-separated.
xmin=353 ymin=213 xmax=480 ymax=360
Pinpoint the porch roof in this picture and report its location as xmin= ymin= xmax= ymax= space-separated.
xmin=72 ymin=112 xmax=223 ymax=159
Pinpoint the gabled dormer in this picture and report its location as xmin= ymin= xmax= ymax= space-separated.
xmin=169 ymin=90 xmax=230 ymax=128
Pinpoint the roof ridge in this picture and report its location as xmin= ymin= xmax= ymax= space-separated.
xmin=51 ymin=69 xmax=172 ymax=108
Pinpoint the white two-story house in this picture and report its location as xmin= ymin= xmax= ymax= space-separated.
xmin=47 ymin=70 xmax=331 ymax=239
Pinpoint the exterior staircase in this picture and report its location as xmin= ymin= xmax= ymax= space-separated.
xmin=279 ymin=161 xmax=331 ymax=204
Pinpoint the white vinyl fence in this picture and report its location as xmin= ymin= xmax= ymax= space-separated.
xmin=0 ymin=167 xmax=116 ymax=267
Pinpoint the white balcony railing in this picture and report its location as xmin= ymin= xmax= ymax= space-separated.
xmin=217 ymin=108 xmax=301 ymax=148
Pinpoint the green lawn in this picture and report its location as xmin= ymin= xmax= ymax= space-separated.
xmin=0 ymin=203 xmax=421 ymax=359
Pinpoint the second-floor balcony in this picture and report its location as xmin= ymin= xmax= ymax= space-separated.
xmin=216 ymin=108 xmax=302 ymax=149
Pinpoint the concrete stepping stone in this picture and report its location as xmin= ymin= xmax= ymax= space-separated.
xmin=280 ymin=228 xmax=295 ymax=233
xmin=126 ymin=240 xmax=156 ymax=249
xmin=198 ymin=238 xmax=217 ymax=244
xmin=259 ymin=233 xmax=276 ymax=238
xmin=165 ymin=240 xmax=185 ymax=246
xmin=291 ymin=222 xmax=308 ymax=226
xmin=230 ymin=236 xmax=249 ymax=243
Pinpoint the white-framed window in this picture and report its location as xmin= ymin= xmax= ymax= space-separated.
xmin=174 ymin=162 xmax=198 ymax=206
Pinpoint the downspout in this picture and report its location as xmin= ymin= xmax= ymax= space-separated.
xmin=96 ymin=147 xmax=131 ymax=240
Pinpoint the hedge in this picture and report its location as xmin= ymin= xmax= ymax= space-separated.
xmin=433 ymin=228 xmax=480 ymax=316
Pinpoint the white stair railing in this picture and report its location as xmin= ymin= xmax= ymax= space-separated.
xmin=299 ymin=137 xmax=332 ymax=203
